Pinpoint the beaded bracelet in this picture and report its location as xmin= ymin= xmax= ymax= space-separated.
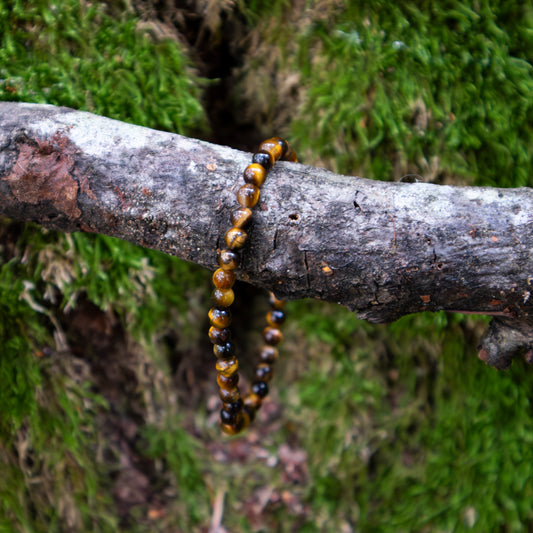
xmin=209 ymin=137 xmax=298 ymax=435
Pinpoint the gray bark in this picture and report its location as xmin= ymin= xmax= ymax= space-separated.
xmin=1 ymin=102 xmax=532 ymax=369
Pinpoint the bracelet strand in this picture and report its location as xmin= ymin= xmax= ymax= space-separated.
xmin=209 ymin=137 xmax=297 ymax=434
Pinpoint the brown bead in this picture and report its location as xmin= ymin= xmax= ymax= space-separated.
xmin=284 ymin=145 xmax=298 ymax=162
xmin=225 ymin=227 xmax=247 ymax=250
xmin=209 ymin=326 xmax=231 ymax=344
xmin=252 ymin=151 xmax=273 ymax=170
xmin=267 ymin=309 xmax=286 ymax=327
xmin=243 ymin=163 xmax=267 ymax=187
xmin=255 ymin=363 xmax=273 ymax=382
xmin=218 ymin=249 xmax=240 ymax=271
xmin=217 ymin=372 xmax=239 ymax=389
xmin=221 ymin=410 xmax=249 ymax=434
xmin=259 ymin=345 xmax=278 ymax=364
xmin=269 ymin=292 xmax=286 ymax=310
xmin=219 ymin=386 xmax=240 ymax=403
xmin=272 ymin=137 xmax=289 ymax=159
xmin=213 ymin=341 xmax=235 ymax=359
xmin=263 ymin=327 xmax=283 ymax=345
xmin=213 ymin=288 xmax=235 ymax=307
xmin=237 ymin=184 xmax=260 ymax=208
xmin=212 ymin=268 xmax=235 ymax=289
xmin=230 ymin=207 xmax=253 ymax=229
xmin=216 ymin=357 xmax=239 ymax=377
xmin=209 ymin=307 xmax=232 ymax=328
xmin=244 ymin=392 xmax=262 ymax=410
xmin=259 ymin=139 xmax=283 ymax=162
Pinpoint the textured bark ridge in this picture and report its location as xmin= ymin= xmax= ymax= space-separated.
xmin=1 ymin=102 xmax=532 ymax=369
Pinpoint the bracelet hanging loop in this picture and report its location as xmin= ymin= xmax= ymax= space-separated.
xmin=209 ymin=137 xmax=297 ymax=434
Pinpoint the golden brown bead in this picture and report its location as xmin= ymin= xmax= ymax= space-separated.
xmin=259 ymin=345 xmax=278 ymax=364
xmin=284 ymin=146 xmax=298 ymax=162
xmin=216 ymin=357 xmax=239 ymax=377
xmin=225 ymin=227 xmax=247 ymax=250
xmin=255 ymin=363 xmax=273 ymax=382
xmin=259 ymin=138 xmax=283 ymax=162
xmin=218 ymin=249 xmax=240 ymax=271
xmin=244 ymin=392 xmax=262 ymax=410
xmin=217 ymin=372 xmax=239 ymax=389
xmin=237 ymin=184 xmax=260 ymax=208
xmin=219 ymin=386 xmax=240 ymax=404
xmin=267 ymin=309 xmax=286 ymax=327
xmin=209 ymin=307 xmax=232 ymax=329
xmin=212 ymin=268 xmax=235 ymax=290
xmin=221 ymin=410 xmax=249 ymax=434
xmin=269 ymin=292 xmax=286 ymax=310
xmin=230 ymin=207 xmax=253 ymax=229
xmin=263 ymin=327 xmax=283 ymax=345
xmin=213 ymin=288 xmax=235 ymax=308
xmin=251 ymin=380 xmax=269 ymax=398
xmin=243 ymin=163 xmax=267 ymax=187
xmin=209 ymin=326 xmax=231 ymax=344
xmin=272 ymin=137 xmax=289 ymax=159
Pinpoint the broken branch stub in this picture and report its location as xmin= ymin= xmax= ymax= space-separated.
xmin=0 ymin=102 xmax=532 ymax=369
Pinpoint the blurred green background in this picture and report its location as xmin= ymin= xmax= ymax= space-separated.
xmin=1 ymin=1 xmax=532 ymax=531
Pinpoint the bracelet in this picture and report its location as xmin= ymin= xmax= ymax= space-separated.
xmin=209 ymin=137 xmax=298 ymax=435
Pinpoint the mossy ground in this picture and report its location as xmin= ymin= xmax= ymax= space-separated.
xmin=1 ymin=1 xmax=532 ymax=531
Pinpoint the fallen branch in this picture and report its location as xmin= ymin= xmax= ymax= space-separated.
xmin=1 ymin=102 xmax=532 ymax=369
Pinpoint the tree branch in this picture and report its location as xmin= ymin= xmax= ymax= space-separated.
xmin=1 ymin=102 xmax=532 ymax=369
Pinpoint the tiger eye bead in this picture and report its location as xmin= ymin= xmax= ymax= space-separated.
xmin=244 ymin=392 xmax=262 ymax=410
xmin=225 ymin=398 xmax=244 ymax=413
xmin=263 ymin=327 xmax=283 ymax=345
xmin=230 ymin=207 xmax=253 ymax=229
xmin=217 ymin=372 xmax=239 ymax=389
xmin=284 ymin=146 xmax=298 ymax=162
xmin=237 ymin=184 xmax=260 ymax=208
xmin=212 ymin=268 xmax=235 ymax=290
xmin=272 ymin=136 xmax=289 ymax=159
xmin=221 ymin=411 xmax=249 ymax=434
xmin=251 ymin=380 xmax=269 ymax=398
xmin=213 ymin=341 xmax=235 ymax=359
xmin=209 ymin=326 xmax=231 ymax=345
xmin=267 ymin=310 xmax=286 ymax=327
xmin=209 ymin=307 xmax=232 ymax=329
xmin=269 ymin=293 xmax=286 ymax=310
xmin=213 ymin=288 xmax=235 ymax=308
xmin=225 ymin=227 xmax=247 ymax=250
xmin=220 ymin=408 xmax=237 ymax=425
xmin=219 ymin=386 xmax=240 ymax=403
xmin=259 ymin=139 xmax=283 ymax=162
xmin=216 ymin=357 xmax=239 ymax=377
xmin=252 ymin=151 xmax=273 ymax=170
xmin=218 ymin=249 xmax=240 ymax=271
xmin=243 ymin=163 xmax=267 ymax=187
xmin=255 ymin=363 xmax=273 ymax=382
xmin=259 ymin=345 xmax=278 ymax=364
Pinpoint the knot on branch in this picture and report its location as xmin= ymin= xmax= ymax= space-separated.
xmin=478 ymin=317 xmax=533 ymax=370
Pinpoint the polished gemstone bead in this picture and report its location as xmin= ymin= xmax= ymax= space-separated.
xmin=269 ymin=292 xmax=286 ymax=310
xmin=225 ymin=227 xmax=247 ymax=249
xmin=243 ymin=163 xmax=267 ymax=187
xmin=213 ymin=288 xmax=235 ymax=307
xmin=259 ymin=138 xmax=283 ymax=162
xmin=219 ymin=386 xmax=240 ymax=403
xmin=212 ymin=268 xmax=235 ymax=289
xmin=237 ymin=184 xmax=260 ymax=208
xmin=259 ymin=345 xmax=278 ymax=364
xmin=244 ymin=392 xmax=262 ymax=410
xmin=217 ymin=372 xmax=239 ymax=389
xmin=209 ymin=326 xmax=231 ymax=344
xmin=252 ymin=151 xmax=273 ymax=170
xmin=230 ymin=207 xmax=253 ymax=229
xmin=220 ymin=408 xmax=237 ymax=425
xmin=255 ymin=363 xmax=273 ymax=382
xmin=225 ymin=398 xmax=244 ymax=413
xmin=251 ymin=380 xmax=269 ymax=398
xmin=213 ymin=341 xmax=235 ymax=359
xmin=266 ymin=309 xmax=286 ymax=327
xmin=218 ymin=249 xmax=240 ymax=271
xmin=263 ymin=326 xmax=283 ymax=345
xmin=284 ymin=146 xmax=298 ymax=162
xmin=272 ymin=137 xmax=289 ymax=159
xmin=215 ymin=357 xmax=238 ymax=377
xmin=209 ymin=307 xmax=232 ymax=329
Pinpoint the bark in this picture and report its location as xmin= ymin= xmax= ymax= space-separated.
xmin=0 ymin=102 xmax=532 ymax=369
